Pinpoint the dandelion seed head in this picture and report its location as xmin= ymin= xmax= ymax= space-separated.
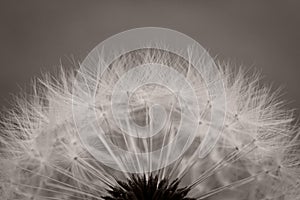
xmin=0 ymin=27 xmax=300 ymax=200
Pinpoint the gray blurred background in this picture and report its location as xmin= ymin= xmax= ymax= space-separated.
xmin=0 ymin=0 xmax=299 ymax=116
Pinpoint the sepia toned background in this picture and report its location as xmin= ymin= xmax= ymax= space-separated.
xmin=0 ymin=0 xmax=299 ymax=116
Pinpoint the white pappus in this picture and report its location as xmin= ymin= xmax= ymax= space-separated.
xmin=0 ymin=28 xmax=300 ymax=200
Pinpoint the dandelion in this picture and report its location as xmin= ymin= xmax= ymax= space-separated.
xmin=0 ymin=27 xmax=300 ymax=200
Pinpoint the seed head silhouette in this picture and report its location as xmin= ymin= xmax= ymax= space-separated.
xmin=0 ymin=28 xmax=299 ymax=200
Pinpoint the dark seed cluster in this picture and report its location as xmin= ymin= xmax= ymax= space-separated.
xmin=102 ymin=174 xmax=195 ymax=200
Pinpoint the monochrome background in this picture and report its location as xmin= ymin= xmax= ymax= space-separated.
xmin=0 ymin=0 xmax=299 ymax=117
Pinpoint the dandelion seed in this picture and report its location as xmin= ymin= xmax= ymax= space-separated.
xmin=0 ymin=27 xmax=300 ymax=200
